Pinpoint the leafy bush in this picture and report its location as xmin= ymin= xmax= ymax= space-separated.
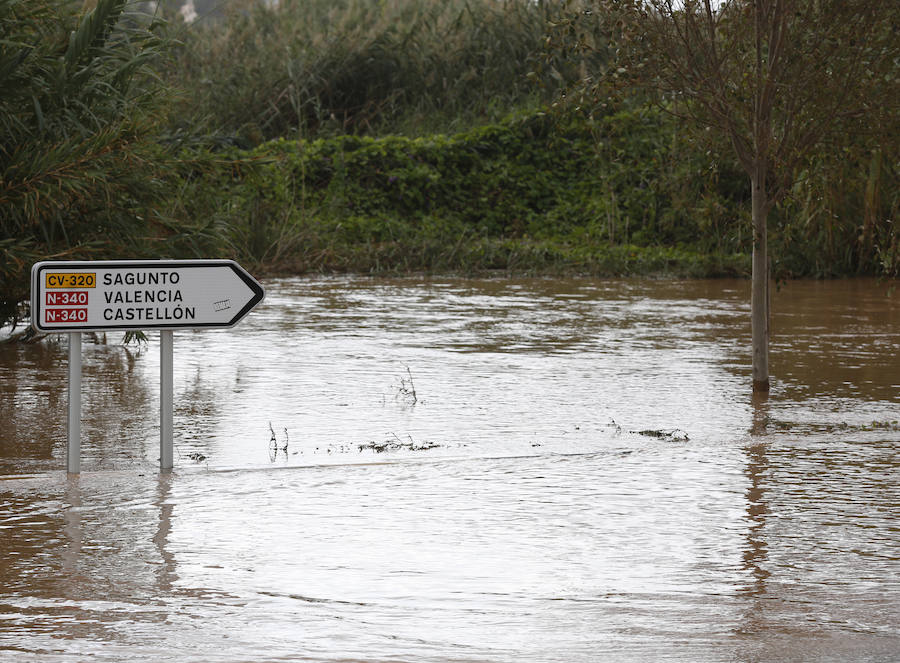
xmin=0 ymin=0 xmax=179 ymax=328
xmin=773 ymin=145 xmax=899 ymax=278
xmin=174 ymin=107 xmax=753 ymax=275
xmin=162 ymin=0 xmax=560 ymax=142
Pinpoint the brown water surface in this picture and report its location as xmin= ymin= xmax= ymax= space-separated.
xmin=1 ymin=277 xmax=898 ymax=662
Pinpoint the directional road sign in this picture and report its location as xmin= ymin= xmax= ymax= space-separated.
xmin=31 ymin=259 xmax=265 ymax=333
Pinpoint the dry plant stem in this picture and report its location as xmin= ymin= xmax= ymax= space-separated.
xmin=405 ymin=366 xmax=417 ymax=404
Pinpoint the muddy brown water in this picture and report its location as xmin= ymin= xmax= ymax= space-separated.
xmin=1 ymin=277 xmax=898 ymax=662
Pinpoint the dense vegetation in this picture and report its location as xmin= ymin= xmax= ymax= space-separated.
xmin=164 ymin=0 xmax=559 ymax=141
xmin=1 ymin=0 xmax=896 ymax=331
xmin=0 ymin=0 xmax=185 ymax=328
xmin=175 ymin=107 xmax=752 ymax=277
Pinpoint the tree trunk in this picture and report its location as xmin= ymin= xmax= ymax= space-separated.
xmin=750 ymin=167 xmax=770 ymax=392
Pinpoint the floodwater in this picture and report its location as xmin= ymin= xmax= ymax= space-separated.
xmin=1 ymin=277 xmax=898 ymax=662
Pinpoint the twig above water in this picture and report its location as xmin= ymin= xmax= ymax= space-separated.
xmin=395 ymin=364 xmax=418 ymax=405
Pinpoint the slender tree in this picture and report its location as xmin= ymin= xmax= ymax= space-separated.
xmin=550 ymin=0 xmax=897 ymax=391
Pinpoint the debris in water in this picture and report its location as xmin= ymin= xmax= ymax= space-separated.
xmin=268 ymin=423 xmax=291 ymax=461
xmin=268 ymin=422 xmax=290 ymax=450
xmin=604 ymin=419 xmax=623 ymax=435
xmin=358 ymin=433 xmax=438 ymax=453
xmin=633 ymin=429 xmax=690 ymax=442
xmin=601 ymin=419 xmax=688 ymax=442
xmin=393 ymin=365 xmax=419 ymax=405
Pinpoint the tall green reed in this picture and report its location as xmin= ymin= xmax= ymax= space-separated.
xmin=162 ymin=0 xmax=558 ymax=143
xmin=0 ymin=0 xmax=186 ymax=328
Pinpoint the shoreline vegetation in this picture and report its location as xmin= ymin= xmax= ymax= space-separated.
xmin=1 ymin=0 xmax=897 ymax=329
xmin=177 ymin=109 xmax=756 ymax=280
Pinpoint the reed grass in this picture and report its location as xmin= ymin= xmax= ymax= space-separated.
xmin=0 ymin=0 xmax=184 ymax=328
xmin=162 ymin=0 xmax=561 ymax=143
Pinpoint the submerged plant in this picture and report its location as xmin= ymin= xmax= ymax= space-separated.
xmin=395 ymin=364 xmax=418 ymax=405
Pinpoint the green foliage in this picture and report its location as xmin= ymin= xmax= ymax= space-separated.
xmin=773 ymin=145 xmax=899 ymax=278
xmin=174 ymin=99 xmax=893 ymax=280
xmin=544 ymin=0 xmax=899 ymax=279
xmin=0 ymin=0 xmax=179 ymax=328
xmin=1 ymin=0 xmax=894 ymax=333
xmin=161 ymin=0 xmax=558 ymax=143
xmin=174 ymin=108 xmax=752 ymax=276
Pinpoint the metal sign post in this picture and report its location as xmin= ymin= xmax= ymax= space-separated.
xmin=67 ymin=332 xmax=82 ymax=474
xmin=160 ymin=330 xmax=174 ymax=471
xmin=32 ymin=260 xmax=264 ymax=473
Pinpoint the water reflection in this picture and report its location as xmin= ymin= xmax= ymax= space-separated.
xmin=739 ymin=440 xmax=770 ymax=626
xmin=742 ymin=391 xmax=772 ymax=636
xmin=152 ymin=473 xmax=177 ymax=593
xmin=1 ymin=277 xmax=898 ymax=662
xmin=0 ymin=340 xmax=65 ymax=466
xmin=61 ymin=477 xmax=83 ymax=597
xmin=750 ymin=391 xmax=771 ymax=437
xmin=0 ymin=336 xmax=156 ymax=474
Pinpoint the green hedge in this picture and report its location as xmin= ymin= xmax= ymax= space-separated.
xmin=169 ymin=108 xmax=753 ymax=276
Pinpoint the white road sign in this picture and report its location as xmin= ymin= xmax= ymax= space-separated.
xmin=31 ymin=259 xmax=265 ymax=333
